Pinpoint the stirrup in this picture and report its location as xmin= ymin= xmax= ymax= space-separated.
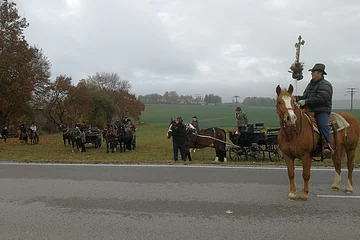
xmin=323 ymin=145 xmax=334 ymax=159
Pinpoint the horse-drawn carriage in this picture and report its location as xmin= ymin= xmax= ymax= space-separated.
xmin=85 ymin=127 xmax=102 ymax=148
xmin=228 ymin=123 xmax=281 ymax=161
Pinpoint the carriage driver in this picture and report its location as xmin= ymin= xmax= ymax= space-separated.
xmin=235 ymin=107 xmax=248 ymax=132
xmin=191 ymin=116 xmax=200 ymax=132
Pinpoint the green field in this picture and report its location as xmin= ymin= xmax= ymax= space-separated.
xmin=1 ymin=104 xmax=359 ymax=166
xmin=139 ymin=104 xmax=360 ymax=129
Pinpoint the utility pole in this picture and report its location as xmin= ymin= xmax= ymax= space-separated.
xmin=233 ymin=95 xmax=239 ymax=107
xmin=346 ymin=88 xmax=358 ymax=112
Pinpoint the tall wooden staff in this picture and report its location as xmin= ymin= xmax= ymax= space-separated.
xmin=289 ymin=35 xmax=305 ymax=95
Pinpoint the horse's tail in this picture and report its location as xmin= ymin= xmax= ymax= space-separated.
xmin=222 ymin=128 xmax=226 ymax=144
xmin=222 ymin=128 xmax=227 ymax=158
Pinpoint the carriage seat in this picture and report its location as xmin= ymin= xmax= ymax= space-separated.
xmin=245 ymin=123 xmax=265 ymax=133
xmin=303 ymin=111 xmax=350 ymax=133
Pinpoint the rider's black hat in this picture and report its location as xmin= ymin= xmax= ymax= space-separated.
xmin=235 ymin=107 xmax=242 ymax=111
xmin=308 ymin=63 xmax=327 ymax=75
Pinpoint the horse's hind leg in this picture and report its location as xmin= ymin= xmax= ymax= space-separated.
xmin=331 ymin=146 xmax=345 ymax=191
xmin=345 ymin=149 xmax=355 ymax=194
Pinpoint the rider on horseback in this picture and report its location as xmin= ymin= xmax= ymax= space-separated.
xmin=20 ymin=124 xmax=26 ymax=133
xmin=296 ymin=63 xmax=334 ymax=158
xmin=19 ymin=123 xmax=26 ymax=139
xmin=30 ymin=122 xmax=38 ymax=138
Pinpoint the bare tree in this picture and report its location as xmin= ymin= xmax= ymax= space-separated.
xmin=85 ymin=72 xmax=131 ymax=92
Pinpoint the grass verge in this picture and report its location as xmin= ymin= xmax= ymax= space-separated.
xmin=0 ymin=123 xmax=359 ymax=167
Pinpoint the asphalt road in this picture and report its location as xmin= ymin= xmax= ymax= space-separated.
xmin=1 ymin=163 xmax=360 ymax=240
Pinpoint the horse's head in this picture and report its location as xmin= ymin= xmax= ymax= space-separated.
xmin=167 ymin=118 xmax=176 ymax=138
xmin=276 ymin=84 xmax=298 ymax=125
xmin=58 ymin=124 xmax=68 ymax=132
xmin=186 ymin=123 xmax=196 ymax=131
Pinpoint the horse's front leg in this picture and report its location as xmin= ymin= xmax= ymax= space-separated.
xmin=283 ymin=154 xmax=296 ymax=201
xmin=187 ymin=148 xmax=192 ymax=161
xmin=299 ymin=155 xmax=312 ymax=201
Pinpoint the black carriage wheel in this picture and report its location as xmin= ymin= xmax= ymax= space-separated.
xmin=229 ymin=147 xmax=246 ymax=161
xmin=246 ymin=145 xmax=265 ymax=161
xmin=257 ymin=145 xmax=266 ymax=161
xmin=268 ymin=144 xmax=282 ymax=162
xmin=229 ymin=147 xmax=239 ymax=161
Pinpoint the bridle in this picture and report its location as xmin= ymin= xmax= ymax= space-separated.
xmin=277 ymin=99 xmax=302 ymax=136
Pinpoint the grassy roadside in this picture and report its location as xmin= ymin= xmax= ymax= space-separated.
xmin=1 ymin=123 xmax=359 ymax=167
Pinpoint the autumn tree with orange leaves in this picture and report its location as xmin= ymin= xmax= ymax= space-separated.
xmin=0 ymin=1 xmax=51 ymax=128
xmin=42 ymin=75 xmax=91 ymax=126
xmin=0 ymin=2 xmax=145 ymax=132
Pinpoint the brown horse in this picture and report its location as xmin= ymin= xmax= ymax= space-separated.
xmin=105 ymin=127 xmax=118 ymax=153
xmin=18 ymin=130 xmax=28 ymax=144
xmin=58 ymin=124 xmax=80 ymax=151
xmin=276 ymin=84 xmax=360 ymax=201
xmin=27 ymin=129 xmax=39 ymax=145
xmin=167 ymin=119 xmax=227 ymax=162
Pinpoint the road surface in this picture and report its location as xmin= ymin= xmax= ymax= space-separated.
xmin=1 ymin=163 xmax=360 ymax=240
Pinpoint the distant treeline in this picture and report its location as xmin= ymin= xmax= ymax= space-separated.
xmin=138 ymin=91 xmax=222 ymax=105
xmin=243 ymin=97 xmax=276 ymax=107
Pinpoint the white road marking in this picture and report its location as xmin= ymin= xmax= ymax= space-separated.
xmin=0 ymin=162 xmax=359 ymax=171
xmin=317 ymin=195 xmax=360 ymax=199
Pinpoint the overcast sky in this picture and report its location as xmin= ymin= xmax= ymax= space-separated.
xmin=16 ymin=0 xmax=360 ymax=101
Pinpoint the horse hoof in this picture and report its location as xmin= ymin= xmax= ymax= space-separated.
xmin=298 ymin=195 xmax=308 ymax=201
xmin=345 ymin=190 xmax=353 ymax=194
xmin=288 ymin=196 xmax=297 ymax=201
xmin=331 ymin=186 xmax=340 ymax=191
xmin=288 ymin=193 xmax=297 ymax=201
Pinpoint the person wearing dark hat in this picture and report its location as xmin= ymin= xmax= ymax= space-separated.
xmin=235 ymin=107 xmax=248 ymax=132
xmin=80 ymin=121 xmax=88 ymax=132
xmin=191 ymin=116 xmax=200 ymax=132
xmin=171 ymin=117 xmax=187 ymax=161
xmin=296 ymin=63 xmax=334 ymax=159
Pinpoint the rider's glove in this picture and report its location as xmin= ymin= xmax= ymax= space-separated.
xmin=297 ymin=99 xmax=306 ymax=106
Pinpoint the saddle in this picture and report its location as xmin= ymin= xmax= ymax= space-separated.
xmin=302 ymin=110 xmax=350 ymax=161
xmin=303 ymin=111 xmax=349 ymax=133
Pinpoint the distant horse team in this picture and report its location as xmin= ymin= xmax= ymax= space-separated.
xmin=105 ymin=121 xmax=134 ymax=153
